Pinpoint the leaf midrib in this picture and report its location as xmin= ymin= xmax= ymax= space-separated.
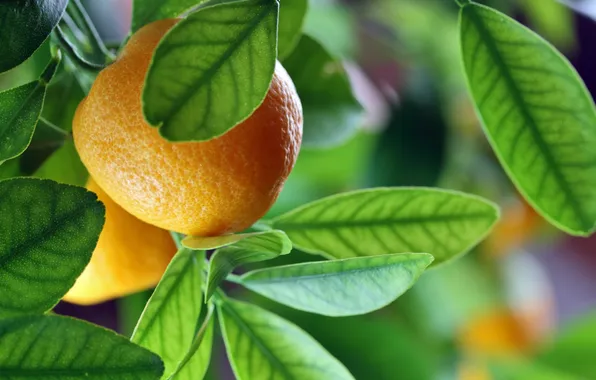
xmin=160 ymin=2 xmax=273 ymax=127
xmin=465 ymin=4 xmax=590 ymax=229
xmin=274 ymin=212 xmax=493 ymax=230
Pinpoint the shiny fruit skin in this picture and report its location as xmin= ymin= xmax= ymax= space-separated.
xmin=73 ymin=19 xmax=303 ymax=236
xmin=63 ymin=178 xmax=176 ymax=305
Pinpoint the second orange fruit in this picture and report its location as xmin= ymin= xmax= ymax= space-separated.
xmin=73 ymin=19 xmax=303 ymax=236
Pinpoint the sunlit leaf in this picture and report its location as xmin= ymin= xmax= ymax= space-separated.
xmin=0 ymin=315 xmax=164 ymax=379
xmin=278 ymin=0 xmax=308 ymax=59
xmin=143 ymin=0 xmax=278 ymax=141
xmin=284 ymin=35 xmax=362 ymax=148
xmin=132 ymin=0 xmax=203 ymax=32
xmin=218 ymin=297 xmax=354 ymax=379
xmin=0 ymin=0 xmax=67 ymax=72
xmin=0 ymin=178 xmax=104 ymax=318
xmin=241 ymin=253 xmax=433 ymax=316
xmin=132 ymin=248 xmax=205 ymax=378
xmin=271 ymin=188 xmax=499 ymax=265
xmin=204 ymin=230 xmax=292 ymax=301
xmin=460 ymin=3 xmax=596 ymax=236
xmin=0 ymin=56 xmax=60 ymax=165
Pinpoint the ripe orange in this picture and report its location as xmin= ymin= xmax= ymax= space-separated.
xmin=73 ymin=19 xmax=303 ymax=236
xmin=63 ymin=178 xmax=176 ymax=305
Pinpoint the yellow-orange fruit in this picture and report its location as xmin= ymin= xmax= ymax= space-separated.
xmin=73 ymin=19 xmax=303 ymax=236
xmin=63 ymin=178 xmax=176 ymax=305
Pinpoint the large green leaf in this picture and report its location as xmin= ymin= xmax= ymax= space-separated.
xmin=240 ymin=253 xmax=433 ymax=316
xmin=0 ymin=0 xmax=67 ymax=72
xmin=536 ymin=313 xmax=596 ymax=378
xmin=0 ymin=56 xmax=61 ymax=165
xmin=143 ymin=0 xmax=278 ymax=141
xmin=271 ymin=188 xmax=499 ymax=265
xmin=284 ymin=34 xmax=362 ymax=148
xmin=34 ymin=140 xmax=88 ymax=186
xmin=0 ymin=178 xmax=104 ymax=318
xmin=0 ymin=315 xmax=164 ymax=379
xmin=205 ymin=230 xmax=292 ymax=301
xmin=132 ymin=0 xmax=203 ymax=32
xmin=460 ymin=3 xmax=596 ymax=236
xmin=167 ymin=304 xmax=215 ymax=380
xmin=131 ymin=248 xmax=205 ymax=378
xmin=217 ymin=297 xmax=354 ymax=380
xmin=278 ymin=0 xmax=308 ymax=59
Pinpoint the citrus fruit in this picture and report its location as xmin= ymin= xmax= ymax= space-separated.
xmin=73 ymin=19 xmax=303 ymax=236
xmin=63 ymin=178 xmax=176 ymax=305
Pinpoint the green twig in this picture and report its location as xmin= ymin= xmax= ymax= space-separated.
xmin=225 ymin=273 xmax=243 ymax=284
xmin=455 ymin=0 xmax=471 ymax=6
xmin=38 ymin=117 xmax=70 ymax=138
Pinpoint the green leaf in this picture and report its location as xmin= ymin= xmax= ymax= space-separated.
xmin=0 ymin=178 xmax=104 ymax=318
xmin=132 ymin=0 xmax=203 ymax=32
xmin=278 ymin=0 xmax=308 ymax=59
xmin=0 ymin=56 xmax=61 ymax=165
xmin=205 ymin=230 xmax=292 ymax=301
xmin=132 ymin=249 xmax=205 ymax=378
xmin=240 ymin=253 xmax=433 ymax=316
xmin=167 ymin=304 xmax=215 ymax=380
xmin=271 ymin=188 xmax=499 ymax=265
xmin=0 ymin=315 xmax=164 ymax=379
xmin=217 ymin=297 xmax=354 ymax=380
xmin=460 ymin=3 xmax=596 ymax=236
xmin=536 ymin=313 xmax=596 ymax=378
xmin=0 ymin=0 xmax=67 ymax=73
xmin=34 ymin=140 xmax=88 ymax=186
xmin=283 ymin=34 xmax=362 ymax=148
xmin=488 ymin=358 xmax=576 ymax=380
xmin=143 ymin=0 xmax=279 ymax=142
xmin=183 ymin=231 xmax=280 ymax=250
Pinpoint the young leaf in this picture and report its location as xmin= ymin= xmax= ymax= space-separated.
xmin=278 ymin=0 xmax=308 ymax=59
xmin=0 ymin=315 xmax=164 ymax=379
xmin=34 ymin=140 xmax=88 ymax=186
xmin=132 ymin=249 xmax=205 ymax=378
xmin=0 ymin=0 xmax=67 ymax=72
xmin=460 ymin=3 xmax=596 ymax=236
xmin=240 ymin=253 xmax=433 ymax=316
xmin=183 ymin=230 xmax=283 ymax=250
xmin=132 ymin=0 xmax=202 ymax=32
xmin=0 ymin=56 xmax=61 ymax=165
xmin=284 ymin=34 xmax=363 ymax=148
xmin=205 ymin=230 xmax=292 ymax=301
xmin=143 ymin=0 xmax=279 ymax=141
xmin=217 ymin=297 xmax=354 ymax=380
xmin=0 ymin=178 xmax=104 ymax=318
xmin=271 ymin=188 xmax=499 ymax=265
xmin=167 ymin=304 xmax=215 ymax=380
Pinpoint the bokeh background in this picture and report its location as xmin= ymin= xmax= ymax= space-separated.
xmin=2 ymin=0 xmax=596 ymax=378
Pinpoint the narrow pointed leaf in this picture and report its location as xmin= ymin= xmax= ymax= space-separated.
xmin=0 ymin=57 xmax=60 ymax=165
xmin=0 ymin=0 xmax=67 ymax=72
xmin=205 ymin=230 xmax=292 ymax=301
xmin=271 ymin=188 xmax=499 ymax=265
xmin=284 ymin=34 xmax=363 ymax=147
xmin=132 ymin=0 xmax=203 ymax=32
xmin=143 ymin=0 xmax=279 ymax=141
xmin=241 ymin=253 xmax=433 ymax=316
xmin=278 ymin=0 xmax=308 ymax=59
xmin=460 ymin=3 xmax=596 ymax=235
xmin=0 ymin=315 xmax=164 ymax=379
xmin=132 ymin=249 xmax=205 ymax=378
xmin=183 ymin=230 xmax=282 ymax=251
xmin=0 ymin=178 xmax=104 ymax=318
xmin=167 ymin=305 xmax=215 ymax=380
xmin=218 ymin=298 xmax=354 ymax=380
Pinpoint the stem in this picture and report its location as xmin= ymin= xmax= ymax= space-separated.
xmin=38 ymin=117 xmax=70 ymax=138
xmin=225 ymin=273 xmax=243 ymax=284
xmin=67 ymin=0 xmax=116 ymax=62
xmin=455 ymin=0 xmax=471 ymax=6
xmin=170 ymin=231 xmax=185 ymax=249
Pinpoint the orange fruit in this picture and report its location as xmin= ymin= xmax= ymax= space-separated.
xmin=63 ymin=178 xmax=176 ymax=305
xmin=73 ymin=19 xmax=303 ymax=236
